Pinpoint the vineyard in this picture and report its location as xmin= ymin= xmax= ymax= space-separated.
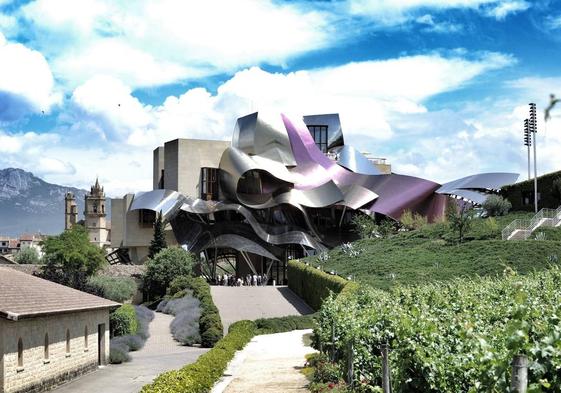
xmin=314 ymin=267 xmax=561 ymax=392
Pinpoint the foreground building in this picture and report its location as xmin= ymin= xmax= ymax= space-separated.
xmin=0 ymin=267 xmax=118 ymax=393
xmin=111 ymin=112 xmax=518 ymax=282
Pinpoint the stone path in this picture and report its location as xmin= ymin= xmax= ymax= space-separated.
xmin=213 ymin=329 xmax=315 ymax=393
xmin=210 ymin=286 xmax=314 ymax=333
xmin=51 ymin=312 xmax=208 ymax=393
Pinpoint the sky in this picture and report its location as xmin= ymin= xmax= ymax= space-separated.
xmin=1 ymin=0 xmax=561 ymax=196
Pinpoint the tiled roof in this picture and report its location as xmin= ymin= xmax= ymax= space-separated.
xmin=0 ymin=267 xmax=120 ymax=320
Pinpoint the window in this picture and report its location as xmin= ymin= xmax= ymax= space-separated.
xmin=200 ymin=167 xmax=219 ymax=200
xmin=307 ymin=125 xmax=328 ymax=153
xmin=17 ymin=338 xmax=23 ymax=367
xmin=139 ymin=209 xmax=156 ymax=226
xmin=84 ymin=326 xmax=88 ymax=349
xmin=66 ymin=329 xmax=71 ymax=353
xmin=44 ymin=333 xmax=49 ymax=360
xmin=93 ymin=203 xmax=98 ymax=213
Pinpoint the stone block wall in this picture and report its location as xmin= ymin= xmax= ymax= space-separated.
xmin=0 ymin=309 xmax=110 ymax=393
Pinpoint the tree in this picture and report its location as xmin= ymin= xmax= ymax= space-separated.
xmin=40 ymin=225 xmax=106 ymax=289
xmin=143 ymin=247 xmax=195 ymax=298
xmin=447 ymin=204 xmax=474 ymax=244
xmin=482 ymin=195 xmax=512 ymax=217
xmin=14 ymin=247 xmax=41 ymax=264
xmin=351 ymin=214 xmax=378 ymax=239
xmin=148 ymin=211 xmax=167 ymax=258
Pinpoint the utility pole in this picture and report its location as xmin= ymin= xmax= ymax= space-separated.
xmin=523 ymin=119 xmax=531 ymax=181
xmin=529 ymin=103 xmax=538 ymax=213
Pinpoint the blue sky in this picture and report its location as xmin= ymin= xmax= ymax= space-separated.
xmin=1 ymin=0 xmax=561 ymax=195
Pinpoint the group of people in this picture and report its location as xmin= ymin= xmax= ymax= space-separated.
xmin=217 ymin=273 xmax=269 ymax=287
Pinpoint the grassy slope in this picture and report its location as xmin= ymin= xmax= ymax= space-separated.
xmin=305 ymin=212 xmax=561 ymax=291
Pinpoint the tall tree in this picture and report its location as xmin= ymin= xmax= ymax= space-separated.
xmin=148 ymin=211 xmax=167 ymax=258
xmin=40 ymin=225 xmax=105 ymax=289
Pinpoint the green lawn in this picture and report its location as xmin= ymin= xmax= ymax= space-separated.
xmin=304 ymin=212 xmax=561 ymax=290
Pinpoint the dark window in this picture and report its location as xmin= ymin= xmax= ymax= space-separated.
xmin=17 ymin=338 xmax=23 ymax=367
xmin=44 ymin=333 xmax=49 ymax=360
xmin=158 ymin=169 xmax=165 ymax=189
xmin=66 ymin=329 xmax=71 ymax=353
xmin=307 ymin=125 xmax=328 ymax=153
xmin=93 ymin=203 xmax=98 ymax=213
xmin=200 ymin=167 xmax=219 ymax=200
xmin=84 ymin=326 xmax=88 ymax=349
xmin=139 ymin=209 xmax=156 ymax=226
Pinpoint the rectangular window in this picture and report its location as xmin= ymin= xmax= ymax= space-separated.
xmin=138 ymin=209 xmax=156 ymax=226
xmin=307 ymin=125 xmax=328 ymax=153
xmin=200 ymin=167 xmax=219 ymax=200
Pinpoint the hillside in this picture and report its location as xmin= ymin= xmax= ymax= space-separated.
xmin=0 ymin=168 xmax=89 ymax=236
xmin=304 ymin=212 xmax=561 ymax=290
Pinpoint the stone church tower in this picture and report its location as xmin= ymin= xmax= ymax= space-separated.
xmin=84 ymin=178 xmax=111 ymax=248
xmin=64 ymin=192 xmax=78 ymax=230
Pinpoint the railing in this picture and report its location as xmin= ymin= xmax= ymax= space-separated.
xmin=502 ymin=206 xmax=561 ymax=240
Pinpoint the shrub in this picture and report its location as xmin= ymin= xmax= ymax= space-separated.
xmin=288 ymin=260 xmax=349 ymax=310
xmin=483 ymin=194 xmax=512 ymax=216
xmin=109 ymin=305 xmax=154 ymax=364
xmin=110 ymin=304 xmax=138 ymax=337
xmin=14 ymin=247 xmax=41 ymax=264
xmin=86 ymin=275 xmax=137 ymax=302
xmin=109 ymin=345 xmax=130 ymax=364
xmin=158 ymin=293 xmax=203 ymax=345
xmin=143 ymin=248 xmax=196 ymax=298
xmin=351 ymin=214 xmax=378 ymax=239
xmin=254 ymin=314 xmax=316 ymax=334
xmin=170 ymin=276 xmax=224 ymax=347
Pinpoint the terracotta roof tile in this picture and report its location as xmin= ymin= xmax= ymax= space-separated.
xmin=0 ymin=267 xmax=120 ymax=320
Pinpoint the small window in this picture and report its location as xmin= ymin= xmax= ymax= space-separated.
xmin=139 ymin=209 xmax=156 ymax=226
xmin=84 ymin=326 xmax=88 ymax=349
xmin=66 ymin=329 xmax=71 ymax=353
xmin=44 ymin=333 xmax=49 ymax=359
xmin=17 ymin=338 xmax=23 ymax=367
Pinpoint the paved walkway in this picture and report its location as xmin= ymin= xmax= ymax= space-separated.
xmin=52 ymin=312 xmax=208 ymax=393
xmin=213 ymin=329 xmax=315 ymax=393
xmin=210 ymin=286 xmax=314 ymax=332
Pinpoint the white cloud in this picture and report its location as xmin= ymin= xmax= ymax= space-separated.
xmin=545 ymin=15 xmax=561 ymax=30
xmin=416 ymin=14 xmax=463 ymax=33
xmin=19 ymin=0 xmax=336 ymax=89
xmin=0 ymin=32 xmax=61 ymax=120
xmin=348 ymin=0 xmax=531 ymax=25
xmin=485 ymin=0 xmax=530 ymax=20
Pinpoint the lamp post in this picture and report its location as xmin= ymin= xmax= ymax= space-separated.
xmin=529 ymin=103 xmax=538 ymax=213
xmin=523 ymin=119 xmax=531 ymax=181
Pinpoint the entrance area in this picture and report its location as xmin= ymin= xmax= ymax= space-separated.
xmin=97 ymin=324 xmax=105 ymax=366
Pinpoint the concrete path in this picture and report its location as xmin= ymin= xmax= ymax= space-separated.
xmin=51 ymin=312 xmax=208 ymax=393
xmin=213 ymin=329 xmax=315 ymax=393
xmin=210 ymin=286 xmax=314 ymax=333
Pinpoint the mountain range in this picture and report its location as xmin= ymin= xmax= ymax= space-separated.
xmin=0 ymin=168 xmax=106 ymax=237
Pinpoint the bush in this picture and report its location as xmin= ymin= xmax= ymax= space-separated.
xmin=288 ymin=260 xmax=350 ymax=310
xmin=143 ymin=248 xmax=196 ymax=299
xmin=14 ymin=247 xmax=41 ymax=264
xmin=483 ymin=194 xmax=512 ymax=216
xmin=158 ymin=293 xmax=202 ymax=345
xmin=109 ymin=345 xmax=131 ymax=364
xmin=170 ymin=276 xmax=224 ymax=347
xmin=110 ymin=304 xmax=138 ymax=337
xmin=109 ymin=305 xmax=154 ymax=364
xmin=254 ymin=314 xmax=316 ymax=334
xmin=86 ymin=275 xmax=137 ymax=302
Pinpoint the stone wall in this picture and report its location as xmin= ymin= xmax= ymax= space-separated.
xmin=0 ymin=309 xmax=110 ymax=393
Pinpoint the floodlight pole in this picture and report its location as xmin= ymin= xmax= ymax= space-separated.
xmin=524 ymin=118 xmax=531 ymax=181
xmin=530 ymin=103 xmax=538 ymax=213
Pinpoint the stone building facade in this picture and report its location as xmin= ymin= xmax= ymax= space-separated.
xmin=0 ymin=268 xmax=118 ymax=393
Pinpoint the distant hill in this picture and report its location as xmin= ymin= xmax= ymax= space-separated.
xmin=0 ymin=168 xmax=110 ymax=237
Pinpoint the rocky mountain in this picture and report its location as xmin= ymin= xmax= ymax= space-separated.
xmin=0 ymin=168 xmax=93 ymax=236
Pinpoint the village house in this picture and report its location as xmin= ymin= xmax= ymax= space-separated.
xmin=0 ymin=268 xmax=119 ymax=393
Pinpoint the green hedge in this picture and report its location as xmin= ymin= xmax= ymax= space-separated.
xmin=110 ymin=304 xmax=138 ymax=337
xmin=87 ymin=275 xmax=137 ymax=303
xmin=287 ymin=260 xmax=350 ymax=310
xmin=169 ymin=276 xmax=224 ymax=347
xmin=254 ymin=314 xmax=316 ymax=334
xmin=141 ymin=320 xmax=257 ymax=393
